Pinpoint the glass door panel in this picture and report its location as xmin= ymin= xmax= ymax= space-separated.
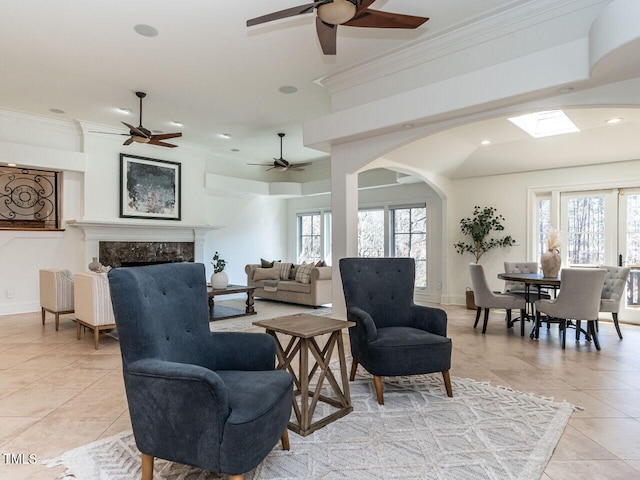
xmin=619 ymin=190 xmax=640 ymax=322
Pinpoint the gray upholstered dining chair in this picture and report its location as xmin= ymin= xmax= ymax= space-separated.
xmin=599 ymin=265 xmax=630 ymax=339
xmin=339 ymin=257 xmax=453 ymax=405
xmin=469 ymin=263 xmax=527 ymax=335
xmin=108 ymin=263 xmax=293 ymax=480
xmin=535 ymin=268 xmax=606 ymax=350
xmin=503 ymin=261 xmax=551 ymax=331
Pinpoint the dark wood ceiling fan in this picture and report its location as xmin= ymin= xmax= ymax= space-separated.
xmin=246 ymin=0 xmax=429 ymax=55
xmin=91 ymin=91 xmax=182 ymax=148
xmin=247 ymin=133 xmax=312 ymax=171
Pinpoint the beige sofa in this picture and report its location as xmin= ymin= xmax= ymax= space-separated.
xmin=245 ymin=263 xmax=332 ymax=307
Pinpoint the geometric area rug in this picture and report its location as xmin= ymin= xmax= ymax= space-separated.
xmin=45 ymin=372 xmax=575 ymax=480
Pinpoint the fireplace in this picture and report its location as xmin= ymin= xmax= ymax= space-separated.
xmin=99 ymin=241 xmax=195 ymax=268
xmin=67 ymin=220 xmax=221 ymax=269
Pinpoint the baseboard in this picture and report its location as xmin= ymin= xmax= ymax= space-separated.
xmin=0 ymin=300 xmax=40 ymax=316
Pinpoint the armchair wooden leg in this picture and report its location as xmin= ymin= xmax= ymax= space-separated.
xmin=442 ymin=370 xmax=453 ymax=397
xmin=76 ymin=321 xmax=81 ymax=340
xmin=281 ymin=428 xmax=290 ymax=451
xmin=55 ymin=312 xmax=60 ymax=331
xmin=349 ymin=359 xmax=358 ymax=381
xmin=141 ymin=453 xmax=154 ymax=480
xmin=41 ymin=308 xmax=46 ymax=325
xmin=228 ymin=476 xmax=243 ymax=480
xmin=474 ymin=307 xmax=481 ymax=328
xmin=93 ymin=327 xmax=100 ymax=349
xmin=373 ymin=375 xmax=384 ymax=405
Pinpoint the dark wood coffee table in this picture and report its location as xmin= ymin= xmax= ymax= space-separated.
xmin=253 ymin=313 xmax=355 ymax=436
xmin=207 ymin=284 xmax=256 ymax=321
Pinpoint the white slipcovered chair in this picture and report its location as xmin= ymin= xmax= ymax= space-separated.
xmin=469 ymin=264 xmax=526 ymax=335
xmin=74 ymin=272 xmax=116 ymax=349
xmin=535 ymin=268 xmax=606 ymax=350
xmin=599 ymin=265 xmax=631 ymax=339
xmin=39 ymin=269 xmax=75 ymax=331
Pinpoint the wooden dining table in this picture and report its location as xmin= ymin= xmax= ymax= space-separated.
xmin=497 ymin=272 xmax=561 ymax=338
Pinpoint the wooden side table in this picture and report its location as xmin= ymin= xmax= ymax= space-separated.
xmin=253 ymin=314 xmax=355 ymax=437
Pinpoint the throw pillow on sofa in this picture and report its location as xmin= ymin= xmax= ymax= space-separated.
xmin=253 ymin=267 xmax=281 ymax=281
xmin=273 ymin=262 xmax=293 ymax=280
xmin=295 ymin=262 xmax=314 ymax=284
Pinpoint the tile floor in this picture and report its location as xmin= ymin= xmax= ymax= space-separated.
xmin=0 ymin=303 xmax=639 ymax=479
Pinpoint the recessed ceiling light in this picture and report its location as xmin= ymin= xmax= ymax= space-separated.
xmin=606 ymin=117 xmax=622 ymax=124
xmin=171 ymin=121 xmax=183 ymax=127
xmin=220 ymin=133 xmax=231 ymax=139
xmin=557 ymin=86 xmax=574 ymax=93
xmin=508 ymin=110 xmax=580 ymax=138
xmin=278 ymin=86 xmax=298 ymax=94
xmin=133 ymin=24 xmax=158 ymax=37
xmin=480 ymin=140 xmax=491 ymax=145
xmin=49 ymin=108 xmax=65 ymax=114
xmin=117 ymin=108 xmax=131 ymax=115
xmin=7 ymin=163 xmax=17 ymax=167
xmin=231 ymin=148 xmax=240 ymax=152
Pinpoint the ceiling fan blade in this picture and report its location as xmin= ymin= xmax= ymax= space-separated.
xmin=265 ymin=166 xmax=277 ymax=171
xmin=122 ymin=122 xmax=150 ymax=138
xmin=288 ymin=167 xmax=307 ymax=171
xmin=123 ymin=137 xmax=134 ymax=146
xmin=343 ymin=9 xmax=429 ymax=29
xmin=316 ymin=17 xmax=337 ymax=55
xmin=357 ymin=0 xmax=377 ymax=10
xmin=148 ymin=139 xmax=178 ymax=148
xmin=247 ymin=163 xmax=274 ymax=166
xmin=291 ymin=162 xmax=313 ymax=168
xmin=150 ymin=132 xmax=182 ymax=141
xmin=247 ymin=1 xmax=322 ymax=27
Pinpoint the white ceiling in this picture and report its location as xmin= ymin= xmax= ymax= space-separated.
xmin=1 ymin=0 xmax=637 ymax=179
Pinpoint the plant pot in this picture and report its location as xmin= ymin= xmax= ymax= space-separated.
xmin=465 ymin=289 xmax=476 ymax=310
xmin=211 ymin=271 xmax=228 ymax=289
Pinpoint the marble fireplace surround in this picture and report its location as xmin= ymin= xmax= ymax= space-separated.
xmin=67 ymin=220 xmax=221 ymax=269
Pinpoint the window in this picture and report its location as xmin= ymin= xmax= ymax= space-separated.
xmin=298 ymin=212 xmax=321 ymax=263
xmin=537 ymin=197 xmax=551 ymax=258
xmin=0 ymin=166 xmax=61 ymax=229
xmin=392 ymin=206 xmax=427 ymax=288
xmin=358 ymin=208 xmax=384 ymax=257
xmin=565 ymin=194 xmax=606 ymax=265
xmin=357 ymin=203 xmax=428 ymax=289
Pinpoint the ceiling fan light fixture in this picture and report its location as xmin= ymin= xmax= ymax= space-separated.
xmin=132 ymin=136 xmax=151 ymax=144
xmin=317 ymin=0 xmax=357 ymax=25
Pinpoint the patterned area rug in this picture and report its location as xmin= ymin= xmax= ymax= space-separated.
xmin=45 ymin=371 xmax=574 ymax=480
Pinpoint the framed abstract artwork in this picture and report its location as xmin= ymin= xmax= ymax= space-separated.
xmin=119 ymin=153 xmax=181 ymax=220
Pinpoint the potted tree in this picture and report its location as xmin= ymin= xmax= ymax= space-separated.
xmin=210 ymin=251 xmax=228 ymax=289
xmin=454 ymin=206 xmax=515 ymax=309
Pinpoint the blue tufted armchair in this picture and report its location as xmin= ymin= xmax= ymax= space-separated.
xmin=339 ymin=257 xmax=453 ymax=405
xmin=108 ymin=263 xmax=293 ymax=480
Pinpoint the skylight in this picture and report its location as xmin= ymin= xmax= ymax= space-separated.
xmin=508 ymin=110 xmax=580 ymax=138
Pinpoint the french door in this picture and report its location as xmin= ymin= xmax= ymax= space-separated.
xmin=560 ymin=189 xmax=640 ymax=323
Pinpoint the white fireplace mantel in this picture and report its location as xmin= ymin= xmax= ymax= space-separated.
xmin=66 ymin=219 xmax=222 ymax=266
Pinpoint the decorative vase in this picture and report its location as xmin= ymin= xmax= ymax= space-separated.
xmin=211 ymin=271 xmax=228 ymax=289
xmin=88 ymin=257 xmax=102 ymax=272
xmin=541 ymin=250 xmax=561 ymax=278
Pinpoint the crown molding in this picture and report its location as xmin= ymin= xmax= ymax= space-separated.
xmin=321 ymin=0 xmax=608 ymax=95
